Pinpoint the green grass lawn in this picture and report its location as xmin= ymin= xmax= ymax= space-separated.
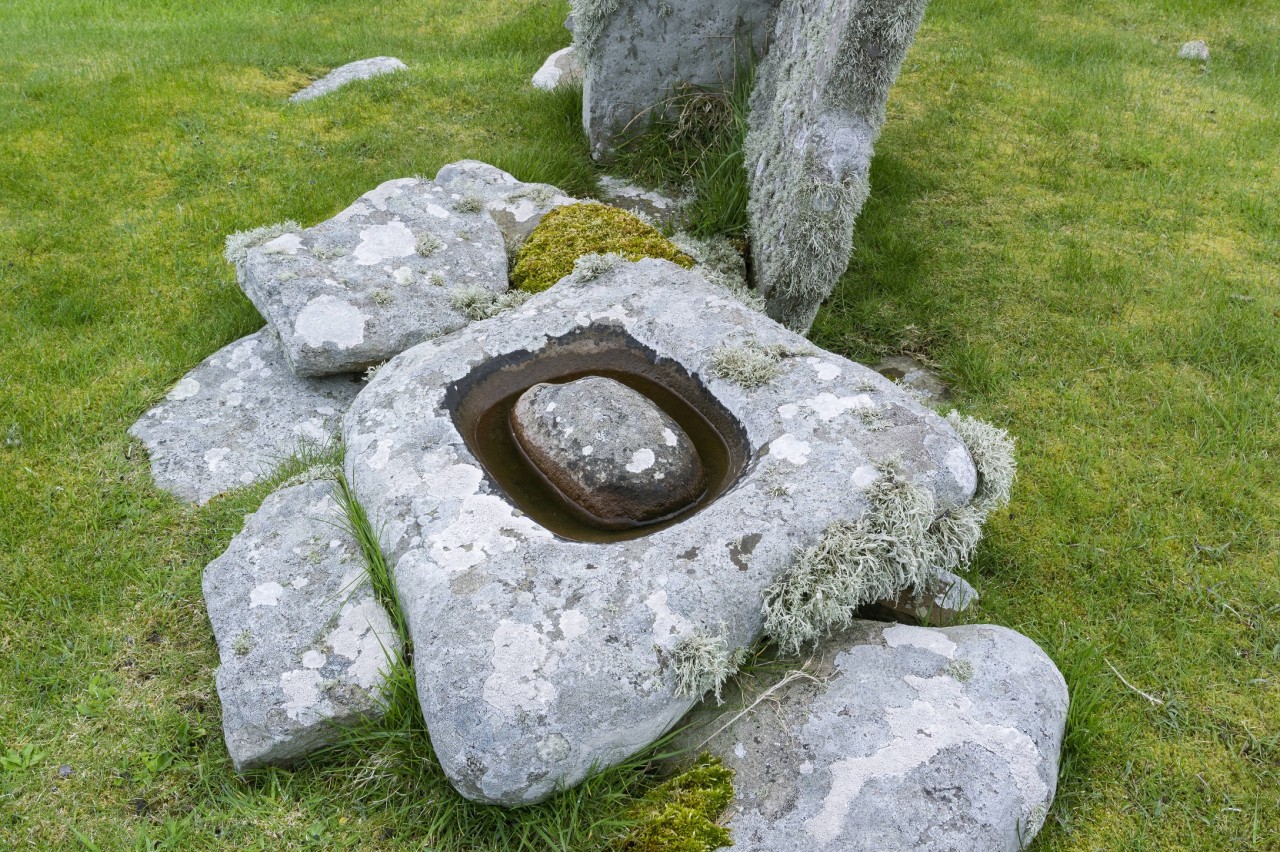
xmin=1 ymin=0 xmax=1277 ymax=848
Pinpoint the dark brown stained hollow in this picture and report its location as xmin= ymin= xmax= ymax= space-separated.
xmin=446 ymin=327 xmax=751 ymax=543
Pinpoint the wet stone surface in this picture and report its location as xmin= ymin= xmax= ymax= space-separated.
xmin=510 ymin=376 xmax=704 ymax=526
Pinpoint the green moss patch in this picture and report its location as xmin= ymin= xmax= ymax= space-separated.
xmin=511 ymin=203 xmax=694 ymax=293
xmin=617 ymin=754 xmax=735 ymax=851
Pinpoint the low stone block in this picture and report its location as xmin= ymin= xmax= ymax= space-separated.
xmin=532 ymin=47 xmax=583 ymax=92
xmin=434 ymin=160 xmax=577 ymax=255
xmin=746 ymin=0 xmax=929 ymax=331
xmin=689 ymin=620 xmax=1067 ymax=850
xmin=233 ymin=177 xmax=508 ymax=376
xmin=344 ymin=258 xmax=980 ymax=805
xmin=290 ymin=57 xmax=408 ymax=103
xmin=203 ymin=481 xmax=400 ymax=772
xmin=128 ymin=329 xmax=361 ymax=504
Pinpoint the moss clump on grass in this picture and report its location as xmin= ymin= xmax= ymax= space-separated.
xmin=511 ymin=203 xmax=694 ymax=293
xmin=617 ymin=755 xmax=735 ymax=852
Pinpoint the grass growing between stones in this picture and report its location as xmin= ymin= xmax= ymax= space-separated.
xmin=0 ymin=0 xmax=1277 ymax=848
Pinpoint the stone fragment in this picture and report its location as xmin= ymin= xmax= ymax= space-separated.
xmin=434 ymin=160 xmax=577 ymax=255
xmin=874 ymin=354 xmax=951 ymax=405
xmin=344 ymin=258 xmax=981 ymax=806
xmin=233 ymin=177 xmax=508 ymax=376
xmin=532 ymin=46 xmax=583 ymax=92
xmin=688 ymin=620 xmax=1067 ymax=851
xmin=597 ymin=176 xmax=687 ymax=227
xmin=746 ymin=0 xmax=929 ymax=331
xmin=128 ymin=329 xmax=361 ymax=504
xmin=203 ymin=481 xmax=400 ymax=772
xmin=511 ymin=377 xmax=704 ymax=525
xmin=865 ymin=568 xmax=978 ymax=626
xmin=1178 ymin=40 xmax=1210 ymax=61
xmin=290 ymin=57 xmax=408 ymax=103
xmin=573 ymin=0 xmax=782 ymax=160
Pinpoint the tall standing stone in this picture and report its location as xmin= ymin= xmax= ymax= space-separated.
xmin=572 ymin=0 xmax=782 ymax=161
xmin=746 ymin=0 xmax=930 ymax=331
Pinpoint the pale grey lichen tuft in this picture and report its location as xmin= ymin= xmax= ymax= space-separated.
xmin=709 ymin=340 xmax=809 ymax=389
xmin=454 ymin=195 xmax=487 ymax=215
xmin=416 ymin=233 xmax=445 ymax=257
xmin=672 ymin=631 xmax=748 ymax=704
xmin=569 ymin=0 xmax=624 ymax=62
xmin=224 ymin=221 xmax=301 ymax=266
xmin=671 ymin=232 xmax=765 ymax=311
xmin=448 ymin=287 xmax=533 ymax=321
xmin=569 ymin=251 xmax=625 ymax=283
xmin=762 ymin=411 xmax=1015 ymax=654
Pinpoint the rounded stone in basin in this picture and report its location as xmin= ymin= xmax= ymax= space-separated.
xmin=510 ymin=376 xmax=704 ymax=525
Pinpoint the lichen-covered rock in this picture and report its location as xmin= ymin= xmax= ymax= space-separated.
xmin=128 ymin=329 xmax=361 ymax=504
xmin=532 ymin=46 xmax=583 ymax=92
xmin=573 ymin=0 xmax=782 ymax=160
xmin=434 ymin=160 xmax=578 ymax=255
xmin=343 ymin=258 xmax=980 ymax=806
xmin=511 ymin=377 xmax=704 ymax=525
xmin=203 ymin=481 xmax=400 ymax=772
xmin=691 ymin=621 xmax=1067 ymax=850
xmin=290 ymin=57 xmax=408 ymax=103
xmin=232 ymin=178 xmax=508 ymax=376
xmin=511 ymin=203 xmax=694 ymax=293
xmin=746 ymin=0 xmax=930 ymax=331
xmin=1178 ymin=40 xmax=1210 ymax=61
xmin=867 ymin=568 xmax=978 ymax=626
xmin=597 ymin=176 xmax=687 ymax=227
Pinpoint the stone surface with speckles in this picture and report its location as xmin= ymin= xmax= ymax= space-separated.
xmin=532 ymin=46 xmax=583 ymax=92
xmin=343 ymin=259 xmax=979 ymax=806
xmin=203 ymin=480 xmax=400 ymax=773
xmin=511 ymin=376 xmax=704 ymax=525
xmin=233 ymin=177 xmax=508 ymax=376
xmin=289 ymin=57 xmax=408 ymax=102
xmin=128 ymin=328 xmax=361 ymax=504
xmin=686 ymin=620 xmax=1066 ymax=851
xmin=434 ymin=160 xmax=578 ymax=255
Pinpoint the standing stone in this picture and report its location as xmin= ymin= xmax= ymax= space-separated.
xmin=746 ymin=0 xmax=930 ymax=331
xmin=128 ymin=329 xmax=360 ymax=504
xmin=232 ymin=177 xmax=508 ymax=376
xmin=290 ymin=57 xmax=408 ymax=103
xmin=203 ymin=481 xmax=401 ymax=772
xmin=510 ymin=377 xmax=704 ymax=525
xmin=685 ymin=621 xmax=1067 ymax=850
xmin=572 ymin=0 xmax=782 ymax=160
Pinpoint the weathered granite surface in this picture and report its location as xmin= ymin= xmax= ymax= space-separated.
xmin=746 ymin=0 xmax=929 ymax=331
xmin=573 ymin=0 xmax=782 ymax=160
xmin=511 ymin=377 xmax=704 ymax=524
xmin=234 ymin=177 xmax=508 ymax=376
xmin=692 ymin=621 xmax=1067 ymax=851
xmin=532 ymin=46 xmax=583 ymax=91
xmin=344 ymin=258 xmax=980 ymax=805
xmin=128 ymin=329 xmax=361 ymax=504
xmin=434 ymin=160 xmax=578 ymax=255
xmin=290 ymin=57 xmax=408 ymax=103
xmin=203 ymin=481 xmax=400 ymax=772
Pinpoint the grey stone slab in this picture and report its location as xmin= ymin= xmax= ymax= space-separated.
xmin=874 ymin=354 xmax=951 ymax=405
xmin=128 ymin=329 xmax=361 ymax=505
xmin=1178 ymin=40 xmax=1209 ymax=61
xmin=233 ymin=177 xmax=508 ymax=376
xmin=746 ymin=0 xmax=929 ymax=331
xmin=693 ymin=620 xmax=1066 ymax=851
xmin=532 ymin=46 xmax=583 ymax=91
xmin=290 ymin=57 xmax=408 ymax=103
xmin=573 ymin=0 xmax=782 ymax=160
xmin=203 ymin=481 xmax=400 ymax=772
xmin=343 ymin=258 xmax=980 ymax=806
xmin=511 ymin=377 xmax=703 ymax=524
xmin=597 ymin=176 xmax=687 ymax=227
xmin=434 ymin=160 xmax=578 ymax=256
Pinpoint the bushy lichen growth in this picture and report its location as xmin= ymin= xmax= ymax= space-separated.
xmin=416 ymin=232 xmax=445 ymax=257
xmin=617 ymin=755 xmax=734 ymax=852
xmin=570 ymin=0 xmax=624 ymax=62
xmin=448 ymin=287 xmax=532 ymax=321
xmin=454 ymin=195 xmax=486 ymax=214
xmin=762 ymin=412 xmax=1017 ymax=653
xmin=708 ymin=340 xmax=808 ymax=389
xmin=672 ymin=632 xmax=748 ymax=704
xmin=511 ymin=203 xmax=694 ymax=293
xmin=224 ymin=220 xmax=301 ymax=265
xmin=744 ymin=0 xmax=929 ymax=331
xmin=671 ymin=232 xmax=763 ymax=311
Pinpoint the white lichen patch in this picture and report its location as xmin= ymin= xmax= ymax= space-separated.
xmin=483 ymin=621 xmax=558 ymax=715
xmin=769 ymin=434 xmax=812 ymax=466
xmin=294 ymin=295 xmax=366 ymax=348
xmin=626 ymin=448 xmax=656 ymax=473
xmin=353 ymin=221 xmax=416 ymax=266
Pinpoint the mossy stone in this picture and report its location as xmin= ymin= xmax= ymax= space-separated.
xmin=511 ymin=202 xmax=694 ymax=294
